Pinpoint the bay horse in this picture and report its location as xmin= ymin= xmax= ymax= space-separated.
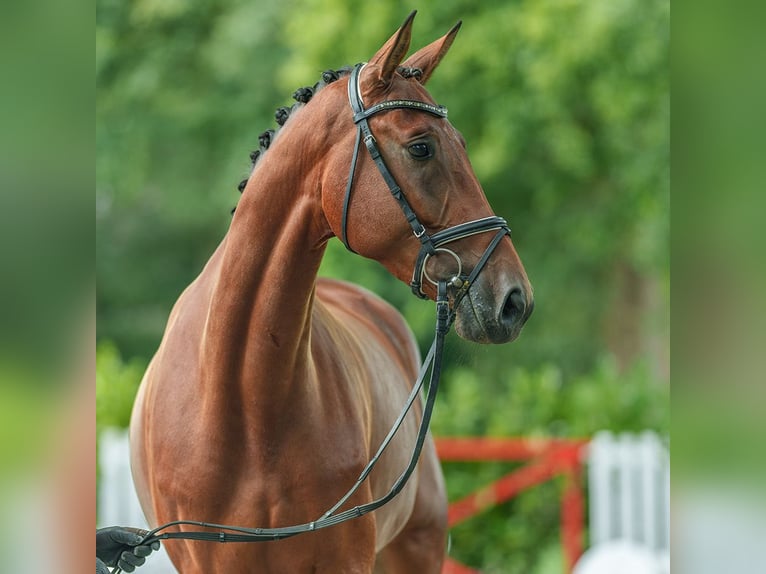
xmin=130 ymin=12 xmax=533 ymax=574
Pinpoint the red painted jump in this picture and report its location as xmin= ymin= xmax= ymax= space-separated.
xmin=435 ymin=437 xmax=588 ymax=574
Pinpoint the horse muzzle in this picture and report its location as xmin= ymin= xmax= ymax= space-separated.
xmin=453 ymin=277 xmax=534 ymax=344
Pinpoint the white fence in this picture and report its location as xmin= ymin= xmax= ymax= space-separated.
xmin=98 ymin=428 xmax=177 ymax=573
xmin=574 ymin=431 xmax=670 ymax=574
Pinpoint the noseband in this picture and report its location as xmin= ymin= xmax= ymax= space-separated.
xmin=341 ymin=63 xmax=510 ymax=299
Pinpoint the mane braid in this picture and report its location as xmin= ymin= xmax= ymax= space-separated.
xmin=230 ymin=66 xmax=354 ymax=215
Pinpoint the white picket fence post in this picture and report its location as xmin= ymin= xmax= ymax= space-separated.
xmin=98 ymin=427 xmax=177 ymax=573
xmin=99 ymin=427 xmax=149 ymax=529
xmin=576 ymin=430 xmax=670 ymax=574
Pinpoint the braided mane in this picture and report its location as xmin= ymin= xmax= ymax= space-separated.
xmin=231 ymin=65 xmax=422 ymax=214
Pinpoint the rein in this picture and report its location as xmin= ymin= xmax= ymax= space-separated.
xmin=111 ymin=63 xmax=510 ymax=573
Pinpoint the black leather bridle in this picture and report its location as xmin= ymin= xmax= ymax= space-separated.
xmin=341 ymin=63 xmax=511 ymax=299
xmin=111 ymin=64 xmax=512 ymax=572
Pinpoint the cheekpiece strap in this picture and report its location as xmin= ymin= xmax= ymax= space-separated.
xmin=342 ymin=63 xmax=447 ymax=255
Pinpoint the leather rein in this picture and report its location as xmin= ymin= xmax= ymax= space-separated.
xmin=112 ymin=63 xmax=510 ymax=572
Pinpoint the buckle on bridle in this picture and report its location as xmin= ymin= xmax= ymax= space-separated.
xmin=450 ymin=276 xmax=467 ymax=289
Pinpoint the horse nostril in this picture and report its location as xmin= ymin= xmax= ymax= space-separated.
xmin=501 ymin=287 xmax=527 ymax=326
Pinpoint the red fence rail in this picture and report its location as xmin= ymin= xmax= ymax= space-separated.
xmin=435 ymin=437 xmax=588 ymax=574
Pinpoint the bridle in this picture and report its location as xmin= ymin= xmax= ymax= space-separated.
xmin=111 ymin=63 xmax=511 ymax=573
xmin=341 ymin=63 xmax=510 ymax=299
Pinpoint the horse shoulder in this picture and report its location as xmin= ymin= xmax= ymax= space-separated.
xmin=315 ymin=277 xmax=420 ymax=378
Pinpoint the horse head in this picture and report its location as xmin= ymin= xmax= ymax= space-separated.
xmin=315 ymin=12 xmax=533 ymax=344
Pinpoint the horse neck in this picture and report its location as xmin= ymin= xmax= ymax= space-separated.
xmin=201 ymin=143 xmax=331 ymax=404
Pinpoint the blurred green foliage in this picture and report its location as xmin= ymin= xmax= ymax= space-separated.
xmin=431 ymin=358 xmax=667 ymax=571
xmin=96 ymin=342 xmax=146 ymax=430
xmin=97 ymin=0 xmax=668 ymax=571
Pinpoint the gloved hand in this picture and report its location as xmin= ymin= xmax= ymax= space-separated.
xmin=96 ymin=526 xmax=160 ymax=572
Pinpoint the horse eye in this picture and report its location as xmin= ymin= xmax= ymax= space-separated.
xmin=408 ymin=142 xmax=432 ymax=160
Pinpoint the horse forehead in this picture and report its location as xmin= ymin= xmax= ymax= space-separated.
xmin=397 ymin=74 xmax=435 ymax=97
xmin=392 ymin=78 xmax=440 ymax=109
xmin=359 ymin=67 xmax=438 ymax=106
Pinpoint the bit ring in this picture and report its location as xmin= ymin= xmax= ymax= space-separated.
xmin=422 ymin=248 xmax=463 ymax=286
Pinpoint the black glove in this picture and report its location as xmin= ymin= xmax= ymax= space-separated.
xmin=97 ymin=557 xmax=110 ymax=574
xmin=96 ymin=526 xmax=160 ymax=572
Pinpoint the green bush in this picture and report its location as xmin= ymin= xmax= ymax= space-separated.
xmin=96 ymin=341 xmax=147 ymax=430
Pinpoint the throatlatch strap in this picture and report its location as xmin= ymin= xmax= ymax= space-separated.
xmin=340 ymin=127 xmax=363 ymax=252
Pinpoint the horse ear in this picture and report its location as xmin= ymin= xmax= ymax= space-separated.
xmin=369 ymin=10 xmax=417 ymax=85
xmin=401 ymin=21 xmax=462 ymax=85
